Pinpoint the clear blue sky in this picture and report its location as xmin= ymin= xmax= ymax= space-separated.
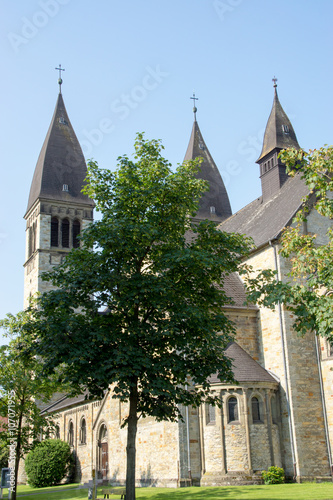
xmin=1 ymin=0 xmax=332 ymax=339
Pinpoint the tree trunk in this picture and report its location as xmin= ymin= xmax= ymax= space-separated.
xmin=11 ymin=418 xmax=22 ymax=500
xmin=126 ymin=379 xmax=138 ymax=500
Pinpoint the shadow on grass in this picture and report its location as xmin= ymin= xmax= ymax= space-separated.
xmin=136 ymin=486 xmax=272 ymax=500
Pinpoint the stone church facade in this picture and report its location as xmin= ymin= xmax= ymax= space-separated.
xmin=20 ymin=79 xmax=333 ymax=486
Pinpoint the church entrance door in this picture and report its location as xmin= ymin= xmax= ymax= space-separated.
xmin=101 ymin=442 xmax=108 ymax=480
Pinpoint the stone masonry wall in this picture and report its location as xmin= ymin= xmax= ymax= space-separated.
xmin=226 ymin=309 xmax=260 ymax=362
xmin=245 ymin=243 xmax=331 ymax=479
xmin=52 ymin=392 xmax=180 ymax=487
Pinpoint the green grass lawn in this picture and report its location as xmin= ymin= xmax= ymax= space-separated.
xmin=2 ymin=483 xmax=333 ymax=500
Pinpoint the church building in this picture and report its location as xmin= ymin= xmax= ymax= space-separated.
xmin=20 ymin=76 xmax=333 ymax=486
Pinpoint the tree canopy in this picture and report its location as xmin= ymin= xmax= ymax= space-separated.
xmin=0 ymin=310 xmax=60 ymax=500
xmin=25 ymin=134 xmax=253 ymax=500
xmin=246 ymin=145 xmax=333 ymax=339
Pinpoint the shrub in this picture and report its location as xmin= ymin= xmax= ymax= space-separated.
xmin=25 ymin=439 xmax=73 ymax=487
xmin=262 ymin=466 xmax=285 ymax=485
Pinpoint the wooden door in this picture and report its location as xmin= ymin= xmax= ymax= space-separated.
xmin=101 ymin=442 xmax=108 ymax=479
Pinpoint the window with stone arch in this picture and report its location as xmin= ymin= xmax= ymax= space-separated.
xmin=51 ymin=217 xmax=59 ymax=247
xmin=205 ymin=403 xmax=216 ymax=425
xmin=72 ymin=219 xmax=81 ymax=248
xmin=67 ymin=420 xmax=74 ymax=446
xmin=29 ymin=222 xmax=37 ymax=256
xmin=270 ymin=394 xmax=278 ymax=424
xmin=80 ymin=417 xmax=87 ymax=445
xmin=55 ymin=424 xmax=60 ymax=439
xmin=251 ymin=396 xmax=263 ymax=423
xmin=227 ymin=396 xmax=239 ymax=423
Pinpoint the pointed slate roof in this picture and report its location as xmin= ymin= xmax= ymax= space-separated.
xmin=26 ymin=93 xmax=94 ymax=216
xmin=257 ymin=86 xmax=300 ymax=163
xmin=218 ymin=173 xmax=308 ymax=248
xmin=209 ymin=342 xmax=277 ymax=384
xmin=184 ymin=120 xmax=232 ymax=222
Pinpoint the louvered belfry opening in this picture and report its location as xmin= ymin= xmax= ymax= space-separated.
xmin=61 ymin=218 xmax=70 ymax=248
xmin=51 ymin=217 xmax=59 ymax=247
xmin=72 ymin=219 xmax=81 ymax=248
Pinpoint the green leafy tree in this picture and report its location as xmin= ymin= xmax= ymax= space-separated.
xmin=0 ymin=440 xmax=9 ymax=469
xmin=0 ymin=311 xmax=60 ymax=500
xmin=26 ymin=134 xmax=252 ymax=500
xmin=25 ymin=439 xmax=72 ymax=487
xmin=247 ymin=145 xmax=333 ymax=338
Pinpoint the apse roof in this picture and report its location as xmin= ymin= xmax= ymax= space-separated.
xmin=209 ymin=342 xmax=277 ymax=384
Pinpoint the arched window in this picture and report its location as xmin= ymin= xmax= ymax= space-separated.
xmin=80 ymin=418 xmax=87 ymax=444
xmin=252 ymin=396 xmax=261 ymax=422
xmin=68 ymin=420 xmax=74 ymax=446
xmin=28 ymin=226 xmax=32 ymax=256
xmin=51 ymin=217 xmax=59 ymax=247
xmin=55 ymin=424 xmax=60 ymax=439
xmin=99 ymin=424 xmax=107 ymax=442
xmin=62 ymin=218 xmax=70 ymax=248
xmin=206 ymin=404 xmax=216 ymax=425
xmin=228 ymin=396 xmax=238 ymax=422
xmin=271 ymin=395 xmax=278 ymax=424
xmin=31 ymin=222 xmax=36 ymax=254
xmin=72 ymin=219 xmax=80 ymax=248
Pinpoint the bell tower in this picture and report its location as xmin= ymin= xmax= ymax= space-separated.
xmin=256 ymin=78 xmax=300 ymax=202
xmin=24 ymin=72 xmax=94 ymax=307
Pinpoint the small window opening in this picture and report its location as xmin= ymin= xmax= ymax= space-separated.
xmin=62 ymin=184 xmax=69 ymax=192
xmin=80 ymin=418 xmax=87 ymax=444
xmin=210 ymin=206 xmax=216 ymax=214
xmin=252 ymin=396 xmax=261 ymax=422
xmin=68 ymin=421 xmax=74 ymax=446
xmin=282 ymin=124 xmax=289 ymax=134
xmin=228 ymin=397 xmax=239 ymax=422
xmin=55 ymin=425 xmax=60 ymax=439
xmin=206 ymin=404 xmax=216 ymax=424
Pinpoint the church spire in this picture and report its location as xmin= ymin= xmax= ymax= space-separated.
xmin=184 ymin=103 xmax=232 ymax=222
xmin=256 ymin=79 xmax=300 ymax=201
xmin=257 ymin=78 xmax=300 ymax=163
xmin=26 ymin=92 xmax=94 ymax=216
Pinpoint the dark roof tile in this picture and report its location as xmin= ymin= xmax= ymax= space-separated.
xmin=209 ymin=342 xmax=277 ymax=384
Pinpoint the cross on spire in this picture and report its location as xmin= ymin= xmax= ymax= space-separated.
xmin=272 ymin=76 xmax=278 ymax=88
xmin=190 ymin=92 xmax=198 ymax=121
xmin=55 ymin=65 xmax=65 ymax=93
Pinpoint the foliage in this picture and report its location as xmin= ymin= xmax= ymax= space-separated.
xmin=0 ymin=440 xmax=9 ymax=469
xmin=24 ymin=134 xmax=253 ymax=500
xmin=0 ymin=310 xmax=62 ymax=500
xmin=261 ymin=466 xmax=285 ymax=485
xmin=25 ymin=439 xmax=72 ymax=488
xmin=246 ymin=146 xmax=333 ymax=339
